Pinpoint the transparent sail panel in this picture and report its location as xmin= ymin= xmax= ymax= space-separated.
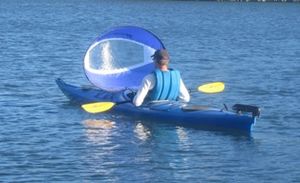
xmin=88 ymin=40 xmax=146 ymax=71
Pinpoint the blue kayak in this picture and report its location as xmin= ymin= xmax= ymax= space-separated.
xmin=56 ymin=78 xmax=260 ymax=133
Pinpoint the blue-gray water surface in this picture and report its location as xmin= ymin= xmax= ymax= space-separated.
xmin=0 ymin=1 xmax=299 ymax=182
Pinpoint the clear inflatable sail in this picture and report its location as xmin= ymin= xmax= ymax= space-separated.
xmin=84 ymin=26 xmax=165 ymax=91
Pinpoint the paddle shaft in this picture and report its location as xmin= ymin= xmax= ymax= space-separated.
xmin=82 ymin=82 xmax=224 ymax=114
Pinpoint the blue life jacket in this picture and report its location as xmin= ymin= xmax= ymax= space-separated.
xmin=150 ymin=69 xmax=181 ymax=101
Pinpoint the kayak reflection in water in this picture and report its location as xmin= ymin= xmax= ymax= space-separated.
xmin=83 ymin=119 xmax=116 ymax=146
xmin=133 ymin=49 xmax=190 ymax=107
xmin=83 ymin=119 xmax=115 ymax=129
xmin=134 ymin=122 xmax=151 ymax=141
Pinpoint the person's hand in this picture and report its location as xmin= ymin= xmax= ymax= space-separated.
xmin=127 ymin=91 xmax=136 ymax=101
xmin=124 ymin=89 xmax=137 ymax=101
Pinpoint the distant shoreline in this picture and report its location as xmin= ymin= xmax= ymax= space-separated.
xmin=178 ymin=0 xmax=300 ymax=2
xmin=216 ymin=0 xmax=300 ymax=2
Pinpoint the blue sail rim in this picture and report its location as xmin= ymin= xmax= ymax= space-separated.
xmin=94 ymin=25 xmax=165 ymax=50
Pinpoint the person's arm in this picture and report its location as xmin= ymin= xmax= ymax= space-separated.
xmin=178 ymin=79 xmax=190 ymax=103
xmin=133 ymin=74 xmax=155 ymax=107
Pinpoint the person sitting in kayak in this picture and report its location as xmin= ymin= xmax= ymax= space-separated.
xmin=133 ymin=49 xmax=190 ymax=106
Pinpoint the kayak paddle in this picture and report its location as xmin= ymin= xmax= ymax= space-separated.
xmin=81 ymin=101 xmax=129 ymax=114
xmin=81 ymin=82 xmax=225 ymax=114
xmin=81 ymin=102 xmax=115 ymax=114
xmin=197 ymin=82 xmax=225 ymax=94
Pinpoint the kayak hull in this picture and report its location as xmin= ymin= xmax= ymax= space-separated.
xmin=56 ymin=78 xmax=256 ymax=133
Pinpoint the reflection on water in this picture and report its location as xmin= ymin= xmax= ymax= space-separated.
xmin=176 ymin=126 xmax=188 ymax=142
xmin=84 ymin=119 xmax=116 ymax=129
xmin=82 ymin=119 xmax=120 ymax=179
xmin=176 ymin=126 xmax=193 ymax=152
xmin=83 ymin=119 xmax=116 ymax=145
xmin=134 ymin=123 xmax=151 ymax=141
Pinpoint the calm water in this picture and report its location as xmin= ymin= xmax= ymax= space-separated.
xmin=1 ymin=1 xmax=299 ymax=182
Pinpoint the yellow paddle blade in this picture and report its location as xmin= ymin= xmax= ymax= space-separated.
xmin=81 ymin=102 xmax=116 ymax=114
xmin=198 ymin=82 xmax=225 ymax=94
